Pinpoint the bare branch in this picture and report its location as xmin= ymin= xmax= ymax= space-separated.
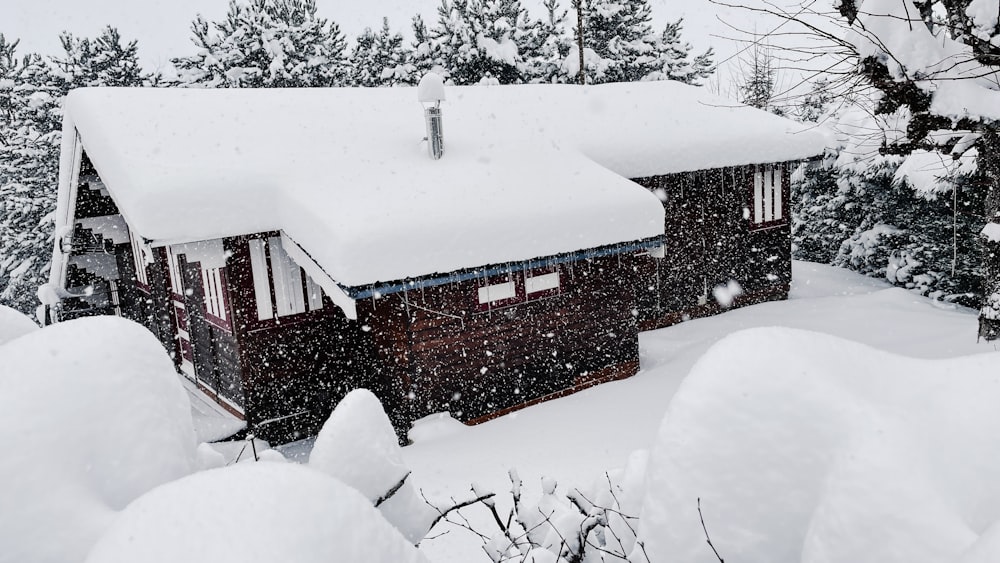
xmin=374 ymin=470 xmax=411 ymax=507
xmin=698 ymin=497 xmax=726 ymax=563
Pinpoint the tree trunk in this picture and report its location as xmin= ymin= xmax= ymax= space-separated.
xmin=978 ymin=127 xmax=1000 ymax=341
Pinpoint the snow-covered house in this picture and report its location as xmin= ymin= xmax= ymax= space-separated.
xmin=45 ymin=78 xmax=825 ymax=441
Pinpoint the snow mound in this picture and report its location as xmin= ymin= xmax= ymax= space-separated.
xmin=0 ymin=303 xmax=38 ymax=344
xmin=639 ymin=327 xmax=1000 ymax=563
xmin=310 ymin=389 xmax=436 ymax=543
xmin=417 ymin=71 xmax=446 ymax=103
xmin=408 ymin=411 xmax=467 ymax=443
xmin=0 ymin=316 xmax=199 ymax=563
xmin=85 ymin=463 xmax=429 ymax=563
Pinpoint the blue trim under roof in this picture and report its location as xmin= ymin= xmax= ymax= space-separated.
xmin=342 ymin=236 xmax=664 ymax=300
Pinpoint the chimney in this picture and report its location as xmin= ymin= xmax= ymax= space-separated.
xmin=417 ymin=72 xmax=446 ymax=160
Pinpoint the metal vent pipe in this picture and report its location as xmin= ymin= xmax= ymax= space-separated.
xmin=424 ymin=105 xmax=444 ymax=160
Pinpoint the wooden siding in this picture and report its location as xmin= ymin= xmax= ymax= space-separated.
xmin=632 ymin=164 xmax=793 ymax=330
xmin=178 ymin=256 xmax=244 ymax=412
xmin=225 ymin=235 xmax=377 ymax=442
xmin=358 ymin=255 xmax=641 ymax=425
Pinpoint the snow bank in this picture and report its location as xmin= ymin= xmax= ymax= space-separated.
xmin=0 ymin=316 xmax=199 ymax=563
xmin=310 ymin=389 xmax=435 ymax=543
xmin=85 ymin=463 xmax=429 ymax=563
xmin=0 ymin=303 xmax=38 ymax=344
xmin=63 ymin=82 xmax=825 ymax=287
xmin=639 ymin=327 xmax=1000 ymax=563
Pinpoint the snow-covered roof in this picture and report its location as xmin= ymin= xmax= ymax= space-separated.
xmin=61 ymin=81 xmax=826 ymax=287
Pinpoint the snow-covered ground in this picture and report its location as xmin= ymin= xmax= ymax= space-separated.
xmin=1 ymin=261 xmax=996 ymax=562
xmin=319 ymin=261 xmax=996 ymax=561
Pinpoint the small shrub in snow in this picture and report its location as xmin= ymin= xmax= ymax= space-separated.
xmin=426 ymin=459 xmax=650 ymax=563
xmin=310 ymin=389 xmax=436 ymax=544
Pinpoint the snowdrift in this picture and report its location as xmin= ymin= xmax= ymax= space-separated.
xmin=0 ymin=316 xmax=199 ymax=563
xmin=85 ymin=462 xmax=429 ymax=563
xmin=639 ymin=327 xmax=1000 ymax=563
xmin=310 ymin=389 xmax=435 ymax=544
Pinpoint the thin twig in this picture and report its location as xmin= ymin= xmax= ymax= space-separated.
xmin=374 ymin=471 xmax=411 ymax=507
xmin=698 ymin=497 xmax=726 ymax=563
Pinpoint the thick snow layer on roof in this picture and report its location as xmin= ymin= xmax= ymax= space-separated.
xmin=0 ymin=316 xmax=199 ymax=563
xmin=85 ymin=463 xmax=429 ymax=563
xmin=64 ymin=82 xmax=825 ymax=286
xmin=639 ymin=327 xmax=1000 ymax=563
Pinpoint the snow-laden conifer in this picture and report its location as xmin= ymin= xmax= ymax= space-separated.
xmin=0 ymin=29 xmax=146 ymax=316
xmin=349 ymin=19 xmax=413 ymax=87
xmin=171 ymin=0 xmax=349 ymax=87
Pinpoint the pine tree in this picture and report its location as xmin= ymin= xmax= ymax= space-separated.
xmin=0 ymin=27 xmax=147 ymax=316
xmin=408 ymin=14 xmax=448 ymax=83
xmin=0 ymin=45 xmax=63 ymax=315
xmin=792 ymin=109 xmax=984 ymax=307
xmin=348 ymin=27 xmax=379 ymax=87
xmin=522 ymin=0 xmax=573 ymax=83
xmin=576 ymin=0 xmax=658 ymax=83
xmin=795 ymin=77 xmax=832 ymax=123
xmin=349 ymin=19 xmax=412 ymax=87
xmin=50 ymin=27 xmax=146 ymax=91
xmin=373 ymin=19 xmax=413 ymax=86
xmin=644 ymin=19 xmax=713 ymax=85
xmin=430 ymin=0 xmax=534 ymax=85
xmin=172 ymin=0 xmax=349 ymax=87
xmin=738 ymin=40 xmax=779 ymax=113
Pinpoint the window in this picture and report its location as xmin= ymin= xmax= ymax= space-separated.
xmin=248 ymin=236 xmax=325 ymax=321
xmin=129 ymin=233 xmax=150 ymax=291
xmin=476 ymin=267 xmax=561 ymax=311
xmin=201 ymin=267 xmax=230 ymax=327
xmin=525 ymin=271 xmax=560 ymax=296
xmin=478 ymin=279 xmax=516 ymax=304
xmin=751 ymin=164 xmax=784 ymax=227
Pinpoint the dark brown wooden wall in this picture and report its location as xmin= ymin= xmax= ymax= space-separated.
xmin=632 ymin=163 xmax=793 ymax=329
xmin=359 ymin=255 xmax=641 ymax=425
xmin=224 ymin=236 xmax=378 ymax=442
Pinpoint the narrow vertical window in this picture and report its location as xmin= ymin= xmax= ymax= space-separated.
xmin=751 ymin=164 xmax=786 ymax=229
xmin=268 ymin=237 xmax=306 ymax=316
xmin=753 ymin=170 xmax=764 ymax=224
xmin=306 ymin=276 xmax=324 ymax=311
xmin=762 ymin=169 xmax=774 ymax=222
xmin=772 ymin=166 xmax=783 ymax=221
xmin=248 ymin=236 xmax=323 ymax=322
xmin=248 ymin=239 xmax=273 ymax=320
xmin=129 ymin=233 xmax=150 ymax=289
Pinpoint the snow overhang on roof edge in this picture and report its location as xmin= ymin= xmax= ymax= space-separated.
xmin=341 ymin=236 xmax=665 ymax=300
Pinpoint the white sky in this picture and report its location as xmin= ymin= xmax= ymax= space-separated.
xmin=2 ymin=0 xmax=750 ymax=73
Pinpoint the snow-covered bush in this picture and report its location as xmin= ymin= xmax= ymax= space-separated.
xmin=85 ymin=462 xmax=429 ymax=563
xmin=638 ymin=327 xmax=1000 ymax=563
xmin=310 ymin=388 xmax=435 ymax=544
xmin=792 ymin=107 xmax=984 ymax=306
xmin=0 ymin=316 xmax=200 ymax=563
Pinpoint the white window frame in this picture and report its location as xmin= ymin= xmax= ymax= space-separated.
xmin=752 ymin=165 xmax=784 ymax=227
xmin=248 ymin=236 xmax=324 ymax=321
xmin=478 ymin=280 xmax=516 ymax=305
xmin=525 ymin=271 xmax=560 ymax=295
